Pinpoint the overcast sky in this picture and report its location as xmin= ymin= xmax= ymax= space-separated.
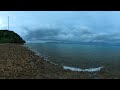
xmin=1 ymin=11 xmax=120 ymax=43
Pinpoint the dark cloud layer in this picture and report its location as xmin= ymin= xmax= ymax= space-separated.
xmin=23 ymin=26 xmax=120 ymax=43
xmin=24 ymin=27 xmax=61 ymax=41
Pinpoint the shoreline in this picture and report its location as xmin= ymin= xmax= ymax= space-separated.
xmin=24 ymin=44 xmax=103 ymax=73
xmin=23 ymin=44 xmax=120 ymax=79
xmin=25 ymin=44 xmax=104 ymax=72
xmin=0 ymin=43 xmax=116 ymax=79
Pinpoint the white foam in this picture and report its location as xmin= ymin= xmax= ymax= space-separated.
xmin=63 ymin=66 xmax=103 ymax=72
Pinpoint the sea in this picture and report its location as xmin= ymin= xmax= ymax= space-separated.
xmin=25 ymin=43 xmax=120 ymax=78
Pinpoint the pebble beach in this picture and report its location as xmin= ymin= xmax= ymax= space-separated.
xmin=0 ymin=44 xmax=117 ymax=79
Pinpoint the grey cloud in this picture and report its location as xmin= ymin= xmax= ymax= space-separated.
xmin=23 ymin=26 xmax=120 ymax=43
xmin=24 ymin=26 xmax=93 ymax=41
xmin=24 ymin=27 xmax=61 ymax=41
xmin=92 ymin=33 xmax=120 ymax=42
xmin=79 ymin=27 xmax=93 ymax=35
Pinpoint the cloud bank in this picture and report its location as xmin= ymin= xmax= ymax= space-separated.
xmin=23 ymin=25 xmax=120 ymax=43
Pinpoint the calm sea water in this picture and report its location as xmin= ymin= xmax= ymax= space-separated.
xmin=25 ymin=43 xmax=120 ymax=76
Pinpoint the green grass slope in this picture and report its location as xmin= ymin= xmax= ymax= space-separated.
xmin=0 ymin=30 xmax=25 ymax=44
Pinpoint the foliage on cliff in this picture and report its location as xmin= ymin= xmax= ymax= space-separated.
xmin=0 ymin=30 xmax=26 ymax=43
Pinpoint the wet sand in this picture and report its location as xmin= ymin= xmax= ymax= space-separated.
xmin=0 ymin=44 xmax=116 ymax=79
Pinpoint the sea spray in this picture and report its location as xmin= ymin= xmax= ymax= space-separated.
xmin=63 ymin=66 xmax=104 ymax=72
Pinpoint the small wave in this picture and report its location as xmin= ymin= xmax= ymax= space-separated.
xmin=63 ymin=66 xmax=103 ymax=72
xmin=26 ymin=46 xmax=59 ymax=66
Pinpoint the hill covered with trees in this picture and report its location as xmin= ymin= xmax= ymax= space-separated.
xmin=0 ymin=30 xmax=26 ymax=44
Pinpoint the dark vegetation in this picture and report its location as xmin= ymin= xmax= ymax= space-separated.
xmin=0 ymin=30 xmax=25 ymax=44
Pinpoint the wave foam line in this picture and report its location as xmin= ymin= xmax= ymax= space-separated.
xmin=63 ymin=66 xmax=103 ymax=72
